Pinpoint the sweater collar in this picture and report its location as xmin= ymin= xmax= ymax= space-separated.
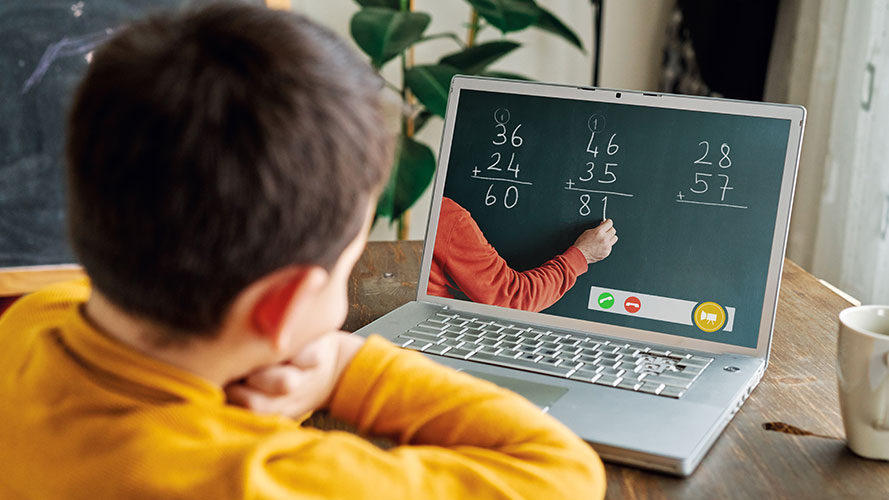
xmin=60 ymin=305 xmax=225 ymax=406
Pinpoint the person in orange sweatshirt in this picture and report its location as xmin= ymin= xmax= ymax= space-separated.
xmin=0 ymin=3 xmax=606 ymax=499
xmin=429 ymin=197 xmax=618 ymax=311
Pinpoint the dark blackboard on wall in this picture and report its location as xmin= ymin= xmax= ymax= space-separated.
xmin=440 ymin=87 xmax=795 ymax=349
xmin=0 ymin=0 xmax=182 ymax=271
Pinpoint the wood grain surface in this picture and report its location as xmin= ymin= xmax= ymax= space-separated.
xmin=345 ymin=241 xmax=889 ymax=499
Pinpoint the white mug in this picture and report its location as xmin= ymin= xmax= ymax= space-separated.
xmin=837 ymin=305 xmax=889 ymax=460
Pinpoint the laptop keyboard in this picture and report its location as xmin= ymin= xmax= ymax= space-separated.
xmin=393 ymin=311 xmax=714 ymax=399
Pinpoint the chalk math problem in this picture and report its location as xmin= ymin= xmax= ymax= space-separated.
xmin=470 ymin=108 xmax=532 ymax=210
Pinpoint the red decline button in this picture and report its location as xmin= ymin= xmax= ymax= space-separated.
xmin=624 ymin=296 xmax=641 ymax=313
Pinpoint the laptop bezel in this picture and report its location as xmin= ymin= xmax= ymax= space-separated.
xmin=415 ymin=75 xmax=805 ymax=359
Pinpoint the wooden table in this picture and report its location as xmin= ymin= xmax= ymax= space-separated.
xmin=345 ymin=241 xmax=889 ymax=499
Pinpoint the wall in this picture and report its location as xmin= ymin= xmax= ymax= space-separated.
xmin=290 ymin=0 xmax=673 ymax=240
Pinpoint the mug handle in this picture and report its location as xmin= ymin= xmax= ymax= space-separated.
xmin=878 ymin=353 xmax=889 ymax=431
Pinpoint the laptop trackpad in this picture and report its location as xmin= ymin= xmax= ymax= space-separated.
xmin=464 ymin=370 xmax=568 ymax=411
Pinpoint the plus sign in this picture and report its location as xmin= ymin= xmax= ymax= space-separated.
xmin=472 ymin=166 xmax=480 ymax=176
xmin=566 ymin=179 xmax=575 ymax=189
xmin=677 ymin=191 xmax=685 ymax=200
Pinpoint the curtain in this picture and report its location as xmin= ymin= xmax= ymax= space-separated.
xmin=768 ymin=0 xmax=889 ymax=303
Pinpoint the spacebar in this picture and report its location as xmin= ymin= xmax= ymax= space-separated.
xmin=470 ymin=353 xmax=572 ymax=378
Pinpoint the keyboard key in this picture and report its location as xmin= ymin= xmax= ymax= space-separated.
xmin=519 ymin=353 xmax=542 ymax=362
xmin=478 ymin=338 xmax=499 ymax=347
xmin=440 ymin=331 xmax=462 ymax=340
xmin=557 ymin=353 xmax=580 ymax=363
xmin=569 ymin=370 xmax=602 ymax=383
xmin=560 ymin=360 xmax=583 ymax=371
xmin=470 ymin=352 xmax=572 ymax=377
xmin=617 ymin=347 xmax=640 ymax=357
xmin=461 ymin=333 xmax=482 ymax=343
xmin=638 ymin=382 xmax=665 ymax=395
xmin=519 ymin=338 xmax=543 ymax=347
xmin=599 ymin=353 xmax=622 ymax=362
xmin=500 ymin=340 xmax=519 ymax=350
xmin=477 ymin=346 xmax=502 ymax=355
xmin=575 ymin=364 xmax=604 ymax=375
xmin=595 ymin=374 xmax=622 ymax=387
xmin=539 ymin=348 xmax=559 ymax=357
xmin=418 ymin=322 xmax=448 ymax=331
xmin=617 ymin=361 xmax=638 ymax=372
xmin=482 ymin=331 xmax=505 ymax=341
xmin=440 ymin=339 xmax=464 ymax=348
xmin=499 ymin=349 xmax=521 ymax=359
xmin=600 ymin=367 xmax=624 ymax=378
xmin=660 ymin=386 xmax=686 ymax=398
xmin=677 ymin=365 xmax=704 ymax=376
xmin=559 ymin=346 xmax=582 ymax=356
xmin=624 ymin=371 xmax=648 ymax=382
xmin=424 ymin=344 xmax=452 ymax=355
xmin=617 ymin=378 xmax=643 ymax=391
xmin=404 ymin=331 xmax=440 ymax=344
xmin=443 ymin=347 xmax=475 ymax=359
xmin=645 ymin=375 xmax=692 ymax=389
xmin=538 ymin=357 xmax=561 ymax=367
xmin=394 ymin=337 xmax=414 ymax=348
xmin=524 ymin=330 xmax=545 ymax=340
xmin=409 ymin=341 xmax=432 ymax=351
xmin=577 ymin=354 xmax=600 ymax=364
xmin=516 ymin=345 xmax=539 ymax=354
xmin=412 ymin=325 xmax=444 ymax=335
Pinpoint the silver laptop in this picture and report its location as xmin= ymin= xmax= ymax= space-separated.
xmin=354 ymin=76 xmax=805 ymax=476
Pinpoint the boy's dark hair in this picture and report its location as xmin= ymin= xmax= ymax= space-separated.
xmin=66 ymin=2 xmax=391 ymax=337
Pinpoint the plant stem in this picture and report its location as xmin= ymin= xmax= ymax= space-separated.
xmin=397 ymin=0 xmax=416 ymax=241
xmin=416 ymin=32 xmax=465 ymax=48
xmin=467 ymin=8 xmax=480 ymax=47
xmin=383 ymin=79 xmax=401 ymax=94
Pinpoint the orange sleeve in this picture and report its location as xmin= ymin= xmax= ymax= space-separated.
xmin=300 ymin=335 xmax=605 ymax=500
xmin=439 ymin=208 xmax=588 ymax=312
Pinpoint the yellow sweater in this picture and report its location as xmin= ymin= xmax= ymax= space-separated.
xmin=0 ymin=280 xmax=605 ymax=499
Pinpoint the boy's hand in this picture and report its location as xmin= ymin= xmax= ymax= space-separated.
xmin=573 ymin=219 xmax=618 ymax=264
xmin=225 ymin=331 xmax=364 ymax=419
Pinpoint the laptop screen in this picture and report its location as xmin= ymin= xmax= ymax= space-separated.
xmin=424 ymin=85 xmax=796 ymax=349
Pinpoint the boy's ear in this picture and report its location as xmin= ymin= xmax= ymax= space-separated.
xmin=250 ymin=266 xmax=328 ymax=347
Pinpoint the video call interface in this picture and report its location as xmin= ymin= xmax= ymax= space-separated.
xmin=425 ymin=88 xmax=793 ymax=349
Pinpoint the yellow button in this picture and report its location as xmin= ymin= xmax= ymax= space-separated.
xmin=693 ymin=302 xmax=726 ymax=333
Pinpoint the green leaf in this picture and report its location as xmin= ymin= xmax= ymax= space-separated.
xmin=481 ymin=70 xmax=534 ymax=81
xmin=465 ymin=0 xmax=540 ymax=33
xmin=354 ymin=0 xmax=401 ymax=9
xmin=534 ymin=6 xmax=584 ymax=51
xmin=350 ymin=8 xmax=431 ymax=68
xmin=439 ymin=40 xmax=521 ymax=74
xmin=404 ymin=64 xmax=459 ymax=118
xmin=376 ymin=135 xmax=437 ymax=220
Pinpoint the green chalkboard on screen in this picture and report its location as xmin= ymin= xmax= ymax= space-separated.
xmin=440 ymin=87 xmax=794 ymax=349
xmin=0 ymin=0 xmax=183 ymax=272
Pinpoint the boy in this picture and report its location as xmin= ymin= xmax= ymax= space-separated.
xmin=0 ymin=3 xmax=606 ymax=498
